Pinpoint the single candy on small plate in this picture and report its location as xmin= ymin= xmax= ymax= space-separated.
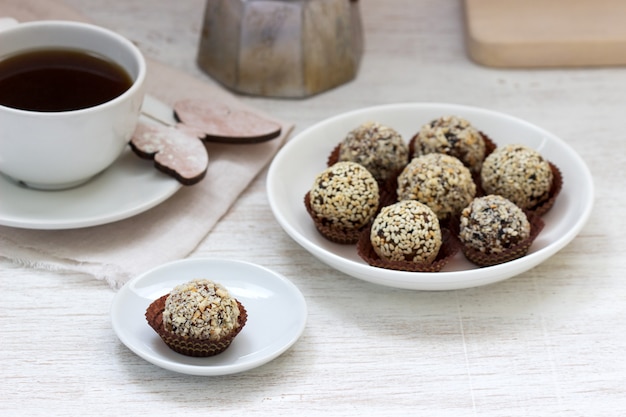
xmin=111 ymin=258 xmax=307 ymax=375
xmin=145 ymin=279 xmax=248 ymax=357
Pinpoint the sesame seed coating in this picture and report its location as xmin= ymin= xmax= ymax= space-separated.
xmin=412 ymin=115 xmax=486 ymax=173
xmin=338 ymin=121 xmax=409 ymax=181
xmin=397 ymin=153 xmax=476 ymax=220
xmin=310 ymin=161 xmax=380 ymax=230
xmin=458 ymin=195 xmax=530 ymax=254
xmin=163 ymin=279 xmax=241 ymax=341
xmin=480 ymin=144 xmax=553 ymax=209
xmin=370 ymin=200 xmax=442 ymax=263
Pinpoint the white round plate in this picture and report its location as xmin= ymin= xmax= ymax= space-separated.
xmin=110 ymin=258 xmax=307 ymax=376
xmin=0 ymin=96 xmax=182 ymax=230
xmin=0 ymin=147 xmax=181 ymax=229
xmin=267 ymin=103 xmax=594 ymax=291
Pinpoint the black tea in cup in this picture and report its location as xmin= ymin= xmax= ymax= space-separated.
xmin=0 ymin=48 xmax=133 ymax=112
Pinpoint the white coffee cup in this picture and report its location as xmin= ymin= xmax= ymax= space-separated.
xmin=0 ymin=19 xmax=146 ymax=190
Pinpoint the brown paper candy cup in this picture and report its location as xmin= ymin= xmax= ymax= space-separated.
xmin=457 ymin=212 xmax=545 ymax=267
xmin=304 ymin=192 xmax=370 ymax=244
xmin=482 ymin=133 xmax=497 ymax=157
xmin=357 ymin=225 xmax=460 ymax=272
xmin=327 ymin=143 xmax=341 ymax=167
xmin=145 ymin=294 xmax=248 ymax=357
xmin=529 ymin=162 xmax=563 ymax=216
xmin=378 ymin=168 xmax=401 ymax=208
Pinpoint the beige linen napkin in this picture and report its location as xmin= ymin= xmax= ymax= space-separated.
xmin=0 ymin=0 xmax=293 ymax=288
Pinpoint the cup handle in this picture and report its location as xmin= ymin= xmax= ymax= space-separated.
xmin=0 ymin=17 xmax=19 ymax=32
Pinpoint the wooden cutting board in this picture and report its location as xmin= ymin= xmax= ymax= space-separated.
xmin=464 ymin=0 xmax=626 ymax=67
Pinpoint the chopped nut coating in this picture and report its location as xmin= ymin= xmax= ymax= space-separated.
xmin=481 ymin=144 xmax=553 ymax=209
xmin=163 ymin=279 xmax=241 ymax=341
xmin=397 ymin=153 xmax=476 ymax=220
xmin=338 ymin=121 xmax=408 ymax=181
xmin=412 ymin=115 xmax=486 ymax=173
xmin=459 ymin=195 xmax=530 ymax=254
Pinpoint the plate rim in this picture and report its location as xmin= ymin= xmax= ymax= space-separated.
xmin=110 ymin=257 xmax=308 ymax=376
xmin=267 ymin=102 xmax=594 ymax=290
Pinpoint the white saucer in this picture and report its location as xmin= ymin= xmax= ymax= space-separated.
xmin=110 ymin=258 xmax=307 ymax=376
xmin=0 ymin=96 xmax=182 ymax=230
xmin=0 ymin=147 xmax=181 ymax=229
xmin=267 ymin=102 xmax=594 ymax=290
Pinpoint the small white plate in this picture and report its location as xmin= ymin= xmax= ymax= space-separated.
xmin=267 ymin=103 xmax=594 ymax=291
xmin=0 ymin=95 xmax=182 ymax=230
xmin=111 ymin=258 xmax=307 ymax=376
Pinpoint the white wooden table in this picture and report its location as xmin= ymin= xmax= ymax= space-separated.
xmin=2 ymin=1 xmax=624 ymax=415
